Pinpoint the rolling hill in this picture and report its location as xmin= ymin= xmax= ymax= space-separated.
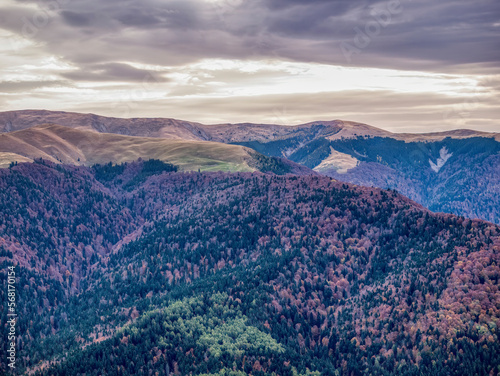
xmin=0 ymin=123 xmax=310 ymax=174
xmin=0 ymin=110 xmax=209 ymax=140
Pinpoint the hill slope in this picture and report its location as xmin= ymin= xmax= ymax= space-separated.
xmin=0 ymin=161 xmax=499 ymax=375
xmin=1 ymin=110 xmax=499 ymax=223
xmin=294 ymin=136 xmax=500 ymax=224
xmin=2 ymin=110 xmax=498 ymax=143
xmin=230 ymin=128 xmax=500 ymax=224
xmin=0 ymin=124 xmax=310 ymax=174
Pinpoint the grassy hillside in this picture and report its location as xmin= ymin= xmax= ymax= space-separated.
xmin=0 ymin=110 xmax=209 ymax=140
xmin=0 ymin=124 xmax=258 ymax=172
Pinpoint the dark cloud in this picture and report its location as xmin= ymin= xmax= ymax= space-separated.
xmin=2 ymin=0 xmax=498 ymax=72
xmin=61 ymin=63 xmax=169 ymax=83
xmin=262 ymin=0 xmax=354 ymax=12
xmin=116 ymin=10 xmax=161 ymax=27
xmin=257 ymin=0 xmax=500 ymax=69
xmin=0 ymin=80 xmax=67 ymax=93
xmin=60 ymin=11 xmax=92 ymax=27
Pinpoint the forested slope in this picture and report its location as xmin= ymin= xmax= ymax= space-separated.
xmin=0 ymin=160 xmax=498 ymax=375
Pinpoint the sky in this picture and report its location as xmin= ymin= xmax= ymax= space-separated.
xmin=0 ymin=0 xmax=499 ymax=132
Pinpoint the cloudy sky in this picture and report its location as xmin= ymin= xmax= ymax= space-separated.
xmin=0 ymin=0 xmax=499 ymax=132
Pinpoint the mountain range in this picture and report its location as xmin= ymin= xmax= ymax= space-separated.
xmin=1 ymin=110 xmax=499 ymax=224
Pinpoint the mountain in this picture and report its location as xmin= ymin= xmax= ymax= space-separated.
xmin=1 ymin=110 xmax=499 ymax=223
xmin=0 ymin=160 xmax=499 ymax=375
xmin=0 ymin=110 xmax=209 ymax=140
xmin=0 ymin=123 xmax=310 ymax=174
xmin=312 ymin=137 xmax=500 ymax=224
xmin=0 ymin=110 xmax=347 ymax=142
xmin=240 ymin=134 xmax=500 ymax=224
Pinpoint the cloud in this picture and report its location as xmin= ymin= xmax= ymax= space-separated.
xmin=61 ymin=63 xmax=169 ymax=83
xmin=1 ymin=0 xmax=497 ymax=71
xmin=0 ymin=0 xmax=498 ymax=131
xmin=26 ymin=88 xmax=492 ymax=133
xmin=0 ymin=80 xmax=68 ymax=93
xmin=60 ymin=10 xmax=92 ymax=27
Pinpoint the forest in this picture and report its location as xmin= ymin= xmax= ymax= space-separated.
xmin=0 ymin=159 xmax=498 ymax=375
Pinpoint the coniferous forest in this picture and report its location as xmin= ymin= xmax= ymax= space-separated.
xmin=0 ymin=159 xmax=499 ymax=375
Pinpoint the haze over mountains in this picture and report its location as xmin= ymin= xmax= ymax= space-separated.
xmin=1 ymin=110 xmax=499 ymax=224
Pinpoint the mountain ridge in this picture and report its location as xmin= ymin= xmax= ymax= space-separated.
xmin=1 ymin=110 xmax=498 ymax=143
